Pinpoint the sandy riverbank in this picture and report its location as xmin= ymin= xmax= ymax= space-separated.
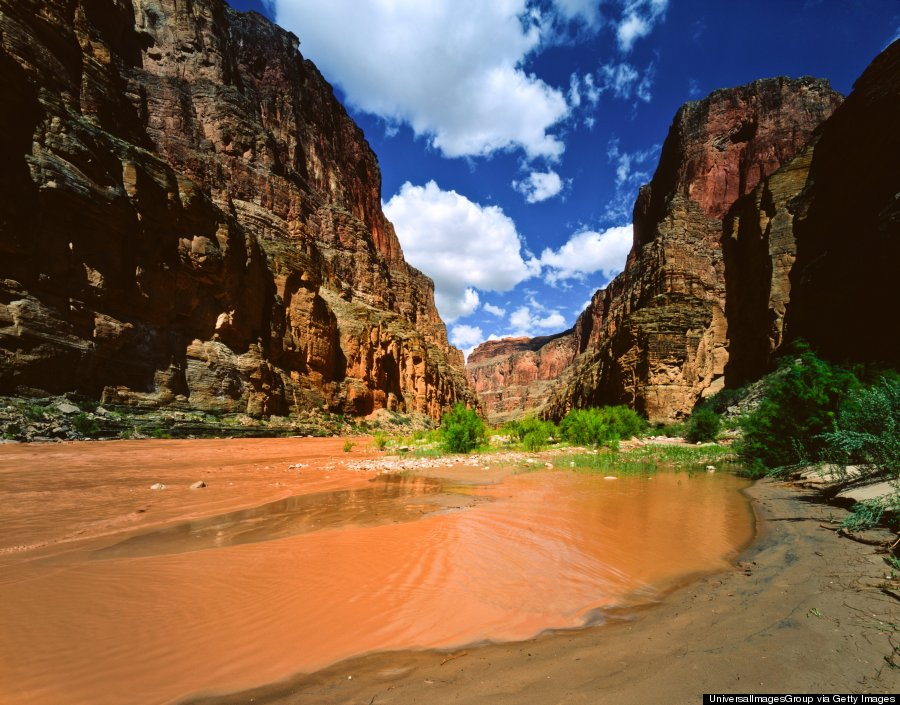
xmin=186 ymin=478 xmax=900 ymax=705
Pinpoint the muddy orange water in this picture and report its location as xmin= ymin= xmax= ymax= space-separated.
xmin=0 ymin=438 xmax=754 ymax=705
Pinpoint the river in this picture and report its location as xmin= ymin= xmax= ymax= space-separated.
xmin=0 ymin=438 xmax=754 ymax=705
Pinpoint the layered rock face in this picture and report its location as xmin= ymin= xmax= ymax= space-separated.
xmin=466 ymin=288 xmax=606 ymax=423
xmin=467 ymin=49 xmax=896 ymax=424
xmin=466 ymin=332 xmax=577 ymax=425
xmin=722 ymin=40 xmax=900 ymax=385
xmin=542 ymin=78 xmax=842 ymax=423
xmin=722 ymin=141 xmax=817 ymax=386
xmin=0 ymin=0 xmax=473 ymax=418
xmin=782 ymin=40 xmax=900 ymax=364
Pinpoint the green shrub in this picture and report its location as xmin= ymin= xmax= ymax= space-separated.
xmin=685 ymin=408 xmax=721 ymax=443
xmin=372 ymin=431 xmax=388 ymax=451
xmin=24 ymin=403 xmax=46 ymax=421
xmin=738 ymin=346 xmax=859 ymax=473
xmin=650 ymin=420 xmax=687 ymax=438
xmin=342 ymin=439 xmax=355 ymax=453
xmin=509 ymin=417 xmax=555 ymax=450
xmin=440 ymin=404 xmax=486 ymax=453
xmin=820 ymin=375 xmax=900 ymax=476
xmin=559 ymin=406 xmax=645 ymax=447
xmin=72 ymin=413 xmax=100 ymax=437
xmin=521 ymin=429 xmax=549 ymax=452
xmin=840 ymin=493 xmax=900 ymax=532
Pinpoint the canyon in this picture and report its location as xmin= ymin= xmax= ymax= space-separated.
xmin=1 ymin=0 xmax=897 ymax=428
xmin=471 ymin=40 xmax=899 ymax=424
xmin=0 ymin=0 xmax=474 ymax=420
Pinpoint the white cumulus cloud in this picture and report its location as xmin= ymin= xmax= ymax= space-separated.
xmin=384 ymin=181 xmax=539 ymax=322
xmin=483 ymin=303 xmax=507 ymax=317
xmin=512 ymin=169 xmax=565 ymax=203
xmin=509 ymin=305 xmax=568 ymax=336
xmin=616 ymin=0 xmax=669 ymax=52
xmin=552 ymin=0 xmax=603 ymax=28
xmin=270 ymin=0 xmax=570 ymax=160
xmin=450 ymin=324 xmax=491 ymax=361
xmin=569 ymin=59 xmax=656 ymax=107
xmin=539 ymin=225 xmax=633 ymax=285
xmin=450 ymin=324 xmax=485 ymax=349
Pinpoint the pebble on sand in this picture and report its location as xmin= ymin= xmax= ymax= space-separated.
xmin=150 ymin=483 xmax=167 ymax=490
xmin=189 ymin=481 xmax=207 ymax=489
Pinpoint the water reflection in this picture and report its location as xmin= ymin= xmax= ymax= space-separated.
xmin=94 ymin=475 xmax=448 ymax=559
xmin=0 ymin=458 xmax=753 ymax=705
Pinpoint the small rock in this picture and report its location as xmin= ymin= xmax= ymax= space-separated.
xmin=56 ymin=402 xmax=80 ymax=415
xmin=706 ymin=465 xmax=716 ymax=472
xmin=189 ymin=481 xmax=207 ymax=489
xmin=150 ymin=482 xmax=167 ymax=490
xmin=603 ymin=476 xmax=617 ymax=480
xmin=545 ymin=462 xmax=554 ymax=469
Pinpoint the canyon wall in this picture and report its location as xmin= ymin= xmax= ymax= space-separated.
xmin=0 ymin=0 xmax=474 ymax=418
xmin=466 ymin=331 xmax=577 ymax=425
xmin=481 ymin=41 xmax=899 ymax=424
xmin=721 ymin=39 xmax=900 ymax=387
xmin=466 ymin=288 xmax=606 ymax=424
xmin=782 ymin=40 xmax=900 ymax=364
xmin=473 ymin=77 xmax=844 ymax=423
xmin=546 ymin=77 xmax=842 ymax=423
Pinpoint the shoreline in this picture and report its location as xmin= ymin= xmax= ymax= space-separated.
xmin=183 ymin=478 xmax=900 ymax=705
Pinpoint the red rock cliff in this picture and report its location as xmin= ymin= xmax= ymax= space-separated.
xmin=543 ymin=77 xmax=842 ymax=423
xmin=466 ymin=331 xmax=577 ymax=424
xmin=0 ymin=0 xmax=473 ymax=418
xmin=710 ymin=41 xmax=900 ymax=388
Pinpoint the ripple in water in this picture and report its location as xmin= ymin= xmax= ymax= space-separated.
xmin=0 ymin=448 xmax=753 ymax=705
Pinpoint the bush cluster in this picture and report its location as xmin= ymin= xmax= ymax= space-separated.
xmin=819 ymin=374 xmax=900 ymax=476
xmin=372 ymin=431 xmax=388 ymax=451
xmin=685 ymin=408 xmax=721 ymax=443
xmin=729 ymin=342 xmax=899 ymax=480
xmin=504 ymin=416 xmax=554 ymax=451
xmin=440 ymin=404 xmax=486 ymax=453
xmin=738 ymin=346 xmax=859 ymax=473
xmin=558 ymin=405 xmax=644 ymax=448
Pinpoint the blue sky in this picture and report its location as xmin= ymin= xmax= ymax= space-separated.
xmin=230 ymin=0 xmax=898 ymax=356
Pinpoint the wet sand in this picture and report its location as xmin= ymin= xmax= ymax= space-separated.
xmin=187 ymin=479 xmax=900 ymax=705
xmin=0 ymin=438 xmax=756 ymax=705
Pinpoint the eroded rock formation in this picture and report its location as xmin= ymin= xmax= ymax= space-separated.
xmin=783 ymin=40 xmax=900 ymax=364
xmin=466 ymin=288 xmax=607 ymax=424
xmin=538 ymin=46 xmax=898 ymax=423
xmin=0 ymin=0 xmax=473 ymax=418
xmin=466 ymin=332 xmax=577 ymax=425
xmin=475 ymin=77 xmax=843 ymax=424
xmin=719 ymin=40 xmax=900 ymax=386
xmin=553 ymin=78 xmax=841 ymax=423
